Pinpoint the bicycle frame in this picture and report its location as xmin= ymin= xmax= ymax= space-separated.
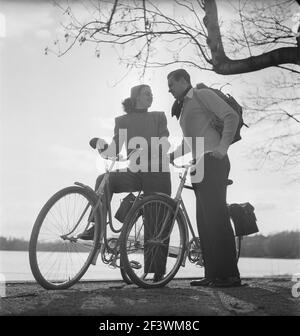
xmin=76 ymin=151 xmax=143 ymax=268
xmin=174 ymin=164 xmax=198 ymax=241
xmin=152 ymin=154 xmax=213 ymax=268
xmin=171 ymin=164 xmax=200 ymax=267
xmin=164 ymin=153 xmax=241 ymax=268
xmin=74 ymin=151 xmax=202 ymax=269
xmin=145 ymin=161 xmax=201 ymax=271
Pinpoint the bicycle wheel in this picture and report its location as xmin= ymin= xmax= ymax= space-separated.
xmin=120 ymin=194 xmax=187 ymax=289
xmin=29 ymin=186 xmax=101 ymax=290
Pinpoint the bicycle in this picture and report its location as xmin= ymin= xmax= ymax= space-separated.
xmin=29 ymin=150 xmax=141 ymax=290
xmin=120 ymin=152 xmax=242 ymax=289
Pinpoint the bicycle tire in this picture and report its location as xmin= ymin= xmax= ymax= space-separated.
xmin=29 ymin=186 xmax=101 ymax=290
xmin=120 ymin=261 xmax=132 ymax=285
xmin=120 ymin=194 xmax=187 ymax=289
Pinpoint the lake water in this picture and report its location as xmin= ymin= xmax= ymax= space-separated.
xmin=1 ymin=251 xmax=300 ymax=282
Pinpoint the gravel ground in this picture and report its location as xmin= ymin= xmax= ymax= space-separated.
xmin=0 ymin=277 xmax=299 ymax=316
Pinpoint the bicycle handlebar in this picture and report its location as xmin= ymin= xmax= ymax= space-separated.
xmin=98 ymin=148 xmax=143 ymax=162
xmin=171 ymin=151 xmax=213 ymax=169
xmin=91 ymin=136 xmax=212 ymax=170
xmin=104 ymin=150 xmax=212 ymax=167
xmin=171 ymin=159 xmax=196 ymax=169
xmin=91 ymin=137 xmax=143 ymax=162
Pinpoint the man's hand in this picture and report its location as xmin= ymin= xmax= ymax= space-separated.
xmin=210 ymin=146 xmax=227 ymax=160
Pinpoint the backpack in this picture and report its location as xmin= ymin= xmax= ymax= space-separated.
xmin=195 ymin=83 xmax=249 ymax=144
xmin=229 ymin=202 xmax=259 ymax=236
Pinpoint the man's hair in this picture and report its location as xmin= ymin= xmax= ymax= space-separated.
xmin=167 ymin=69 xmax=191 ymax=85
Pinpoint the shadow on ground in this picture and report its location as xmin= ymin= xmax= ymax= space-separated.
xmin=0 ymin=278 xmax=299 ymax=316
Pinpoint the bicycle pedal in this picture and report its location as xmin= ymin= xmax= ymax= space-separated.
xmin=108 ymin=262 xmax=117 ymax=269
xmin=130 ymin=260 xmax=142 ymax=270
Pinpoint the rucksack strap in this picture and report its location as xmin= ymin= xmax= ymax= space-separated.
xmin=192 ymin=88 xmax=214 ymax=120
xmin=192 ymin=88 xmax=217 ymax=136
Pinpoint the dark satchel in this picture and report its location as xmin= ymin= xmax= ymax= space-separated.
xmin=195 ymin=83 xmax=249 ymax=144
xmin=229 ymin=202 xmax=259 ymax=236
xmin=115 ymin=193 xmax=136 ymax=223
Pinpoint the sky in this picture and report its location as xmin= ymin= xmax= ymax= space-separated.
xmin=0 ymin=0 xmax=299 ymax=240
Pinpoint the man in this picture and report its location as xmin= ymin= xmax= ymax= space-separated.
xmin=167 ymin=69 xmax=241 ymax=287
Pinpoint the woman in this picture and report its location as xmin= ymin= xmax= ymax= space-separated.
xmin=79 ymin=84 xmax=171 ymax=281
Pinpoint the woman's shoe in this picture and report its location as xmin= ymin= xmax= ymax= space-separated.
xmin=77 ymin=226 xmax=95 ymax=240
xmin=190 ymin=278 xmax=214 ymax=287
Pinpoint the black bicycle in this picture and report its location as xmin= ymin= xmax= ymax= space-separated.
xmin=120 ymin=154 xmax=242 ymax=288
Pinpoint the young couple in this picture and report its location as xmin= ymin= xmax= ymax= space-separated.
xmin=81 ymin=69 xmax=242 ymax=288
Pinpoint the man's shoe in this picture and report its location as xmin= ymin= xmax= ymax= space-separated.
xmin=77 ymin=226 xmax=95 ymax=240
xmin=211 ymin=277 xmax=242 ymax=288
xmin=190 ymin=278 xmax=214 ymax=287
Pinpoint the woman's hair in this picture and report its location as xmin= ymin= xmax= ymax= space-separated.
xmin=122 ymin=97 xmax=135 ymax=114
xmin=122 ymin=84 xmax=149 ymax=113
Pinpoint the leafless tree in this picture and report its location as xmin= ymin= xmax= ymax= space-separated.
xmin=48 ymin=0 xmax=300 ymax=173
xmin=49 ymin=0 xmax=300 ymax=73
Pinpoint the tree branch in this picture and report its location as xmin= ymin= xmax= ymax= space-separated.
xmin=203 ymin=0 xmax=300 ymax=74
xmin=106 ymin=0 xmax=119 ymax=32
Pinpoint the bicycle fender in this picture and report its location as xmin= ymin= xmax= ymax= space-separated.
xmin=144 ymin=192 xmax=175 ymax=203
xmin=74 ymin=182 xmax=95 ymax=194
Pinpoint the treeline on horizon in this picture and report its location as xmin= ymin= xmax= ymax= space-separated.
xmin=0 ymin=231 xmax=299 ymax=259
xmin=239 ymin=231 xmax=300 ymax=259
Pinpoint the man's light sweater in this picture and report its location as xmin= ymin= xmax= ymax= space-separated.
xmin=173 ymin=88 xmax=239 ymax=159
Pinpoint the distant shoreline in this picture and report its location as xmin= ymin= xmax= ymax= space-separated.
xmin=1 ymin=230 xmax=300 ymax=259
xmin=1 ymin=249 xmax=299 ymax=260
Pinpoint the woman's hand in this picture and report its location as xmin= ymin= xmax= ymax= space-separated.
xmin=89 ymin=138 xmax=108 ymax=150
xmin=89 ymin=138 xmax=99 ymax=149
